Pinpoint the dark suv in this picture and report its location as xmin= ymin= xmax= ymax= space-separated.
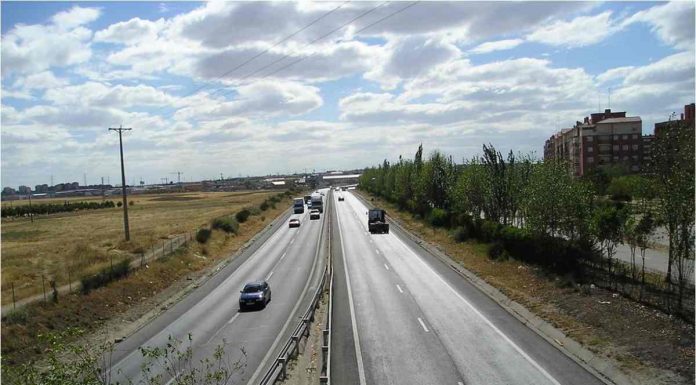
xmin=239 ymin=280 xmax=271 ymax=310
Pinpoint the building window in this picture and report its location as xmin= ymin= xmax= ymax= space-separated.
xmin=632 ymin=134 xmax=638 ymax=140
xmin=587 ymin=157 xmax=594 ymax=164
xmin=587 ymin=146 xmax=593 ymax=153
xmin=631 ymin=165 xmax=640 ymax=171
xmin=624 ymin=156 xmax=629 ymax=162
xmin=613 ymin=135 xmax=619 ymax=140
xmin=613 ymin=145 xmax=619 ymax=151
xmin=622 ymin=144 xmax=629 ymax=151
xmin=613 ymin=156 xmax=619 ymax=161
xmin=622 ymin=134 xmax=628 ymax=140
xmin=586 ymin=136 xmax=593 ymax=142
xmin=632 ymin=144 xmax=639 ymax=151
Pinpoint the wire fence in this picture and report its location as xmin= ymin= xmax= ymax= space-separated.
xmin=1 ymin=232 xmax=194 ymax=316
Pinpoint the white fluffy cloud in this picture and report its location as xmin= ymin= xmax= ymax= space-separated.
xmin=527 ymin=11 xmax=618 ymax=48
xmin=1 ymin=6 xmax=100 ymax=76
xmin=94 ymin=17 xmax=166 ymax=45
xmin=623 ymin=1 xmax=695 ymax=51
xmin=470 ymin=39 xmax=524 ymax=54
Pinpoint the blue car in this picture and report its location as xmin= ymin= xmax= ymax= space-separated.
xmin=239 ymin=280 xmax=272 ymax=310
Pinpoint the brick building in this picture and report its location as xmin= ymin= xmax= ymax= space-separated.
xmin=543 ymin=109 xmax=644 ymax=176
xmin=654 ymin=103 xmax=695 ymax=138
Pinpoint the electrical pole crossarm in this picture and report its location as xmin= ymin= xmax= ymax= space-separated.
xmin=109 ymin=125 xmax=132 ymax=241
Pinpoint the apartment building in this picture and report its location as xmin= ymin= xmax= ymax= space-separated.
xmin=543 ymin=109 xmax=643 ymax=176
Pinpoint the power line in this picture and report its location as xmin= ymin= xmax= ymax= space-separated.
xmin=261 ymin=1 xmax=419 ymax=80
xmin=155 ymin=0 xmax=351 ymax=116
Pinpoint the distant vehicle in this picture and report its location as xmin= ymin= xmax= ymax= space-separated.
xmin=239 ymin=281 xmax=271 ymax=310
xmin=289 ymin=218 xmax=301 ymax=228
xmin=310 ymin=209 xmax=320 ymax=220
xmin=311 ymin=195 xmax=323 ymax=213
xmin=338 ymin=195 xmax=345 ymax=202
xmin=293 ymin=198 xmax=305 ymax=214
xmin=368 ymin=208 xmax=389 ymax=234
xmin=304 ymin=195 xmax=312 ymax=204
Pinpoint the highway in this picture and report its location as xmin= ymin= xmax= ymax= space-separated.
xmin=108 ymin=190 xmax=329 ymax=384
xmin=330 ymin=191 xmax=605 ymax=385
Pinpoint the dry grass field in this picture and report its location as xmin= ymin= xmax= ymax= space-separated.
xmin=1 ymin=191 xmax=277 ymax=303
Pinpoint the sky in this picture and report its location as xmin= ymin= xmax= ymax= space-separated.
xmin=1 ymin=1 xmax=694 ymax=189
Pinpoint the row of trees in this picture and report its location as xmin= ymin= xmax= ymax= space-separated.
xmin=1 ymin=200 xmax=117 ymax=218
xmin=360 ymin=120 xmax=694 ymax=318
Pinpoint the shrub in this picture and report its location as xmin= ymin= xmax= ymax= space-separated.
xmin=211 ymin=216 xmax=239 ymax=234
xmin=80 ymin=258 xmax=131 ymax=294
xmin=452 ymin=226 xmax=469 ymax=242
xmin=249 ymin=207 xmax=262 ymax=216
xmin=235 ymin=209 xmax=251 ymax=223
xmin=129 ymin=200 xmax=135 ymax=206
xmin=196 ymin=228 xmax=212 ymax=243
xmin=259 ymin=201 xmax=269 ymax=211
xmin=479 ymin=220 xmax=501 ymax=242
xmin=488 ymin=241 xmax=507 ymax=261
xmin=428 ymin=208 xmax=449 ymax=227
xmin=4 ymin=308 xmax=28 ymax=325
xmin=117 ymin=201 xmax=123 ymax=207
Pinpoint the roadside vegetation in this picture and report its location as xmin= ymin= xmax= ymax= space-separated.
xmin=359 ymin=119 xmax=694 ymax=321
xmin=1 ymin=191 xmax=276 ymax=303
xmin=1 ymin=189 xmax=296 ymax=369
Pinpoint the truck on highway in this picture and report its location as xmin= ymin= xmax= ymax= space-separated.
xmin=311 ymin=195 xmax=324 ymax=213
xmin=293 ymin=198 xmax=305 ymax=214
xmin=368 ymin=208 xmax=389 ymax=234
xmin=304 ymin=195 xmax=312 ymax=204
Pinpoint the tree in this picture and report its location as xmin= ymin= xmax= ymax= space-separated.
xmin=650 ymin=116 xmax=694 ymax=313
xmin=592 ymin=202 xmax=628 ymax=285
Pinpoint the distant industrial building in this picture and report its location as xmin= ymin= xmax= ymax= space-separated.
xmin=544 ymin=109 xmax=646 ymax=176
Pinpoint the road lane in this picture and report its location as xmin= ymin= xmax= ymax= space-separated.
xmin=334 ymin=191 xmax=605 ymax=385
xmin=335 ymin=192 xmax=463 ymax=385
xmin=109 ymin=194 xmax=328 ymax=384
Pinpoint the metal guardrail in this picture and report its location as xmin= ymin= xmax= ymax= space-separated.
xmin=258 ymin=194 xmax=334 ymax=385
xmin=320 ymin=268 xmax=333 ymax=384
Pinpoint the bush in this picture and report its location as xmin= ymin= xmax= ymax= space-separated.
xmin=249 ymin=207 xmax=262 ymax=216
xmin=452 ymin=226 xmax=469 ymax=242
xmin=259 ymin=201 xmax=269 ymax=211
xmin=428 ymin=208 xmax=449 ymax=227
xmin=196 ymin=228 xmax=212 ymax=243
xmin=80 ymin=258 xmax=131 ymax=294
xmin=117 ymin=201 xmax=123 ymax=207
xmin=211 ymin=216 xmax=239 ymax=234
xmin=479 ymin=220 xmax=501 ymax=242
xmin=129 ymin=200 xmax=135 ymax=206
xmin=488 ymin=241 xmax=507 ymax=260
xmin=235 ymin=209 xmax=251 ymax=223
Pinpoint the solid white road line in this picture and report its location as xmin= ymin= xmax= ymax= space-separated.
xmin=266 ymin=271 xmax=274 ymax=280
xmin=403 ymin=232 xmax=562 ymax=385
xmin=290 ymin=238 xmax=295 ymax=244
xmin=396 ymin=284 xmax=404 ymax=294
xmin=336 ymin=203 xmax=368 ymax=385
xmin=280 ymin=252 xmax=287 ymax=260
xmin=417 ymin=317 xmax=429 ymax=332
xmin=384 ymin=263 xmax=390 ymax=271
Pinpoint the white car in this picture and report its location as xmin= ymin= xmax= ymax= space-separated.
xmin=309 ymin=209 xmax=320 ymax=220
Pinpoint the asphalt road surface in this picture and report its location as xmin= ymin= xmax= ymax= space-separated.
xmin=108 ymin=191 xmax=329 ymax=384
xmin=331 ymin=191 xmax=605 ymax=385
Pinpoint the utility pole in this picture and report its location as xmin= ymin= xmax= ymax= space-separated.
xmin=108 ymin=125 xmax=132 ymax=241
xmin=171 ymin=171 xmax=184 ymax=191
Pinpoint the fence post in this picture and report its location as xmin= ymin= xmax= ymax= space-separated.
xmin=11 ymin=282 xmax=16 ymax=310
xmin=42 ymin=275 xmax=46 ymax=302
xmin=279 ymin=357 xmax=287 ymax=380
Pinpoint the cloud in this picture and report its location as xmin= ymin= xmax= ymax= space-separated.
xmin=51 ymin=6 xmax=101 ymax=30
xmin=469 ymin=39 xmax=524 ymax=54
xmin=94 ymin=17 xmax=165 ymax=45
xmin=1 ymin=7 xmax=99 ymax=76
xmin=12 ymin=70 xmax=69 ymax=90
xmin=365 ymin=36 xmax=461 ymax=88
xmin=623 ymin=1 xmax=695 ymax=51
xmin=43 ymin=81 xmax=177 ymax=108
xmin=527 ymin=11 xmax=618 ymax=47
xmin=174 ymin=80 xmax=323 ymax=121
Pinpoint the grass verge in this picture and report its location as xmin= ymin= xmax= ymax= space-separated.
xmin=358 ymin=190 xmax=694 ymax=385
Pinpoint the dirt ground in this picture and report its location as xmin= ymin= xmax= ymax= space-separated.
xmin=1 ymin=196 xmax=291 ymax=367
xmin=359 ymin=191 xmax=694 ymax=385
xmin=1 ymin=190 xmax=276 ymax=303
xmin=280 ymin=291 xmax=328 ymax=385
